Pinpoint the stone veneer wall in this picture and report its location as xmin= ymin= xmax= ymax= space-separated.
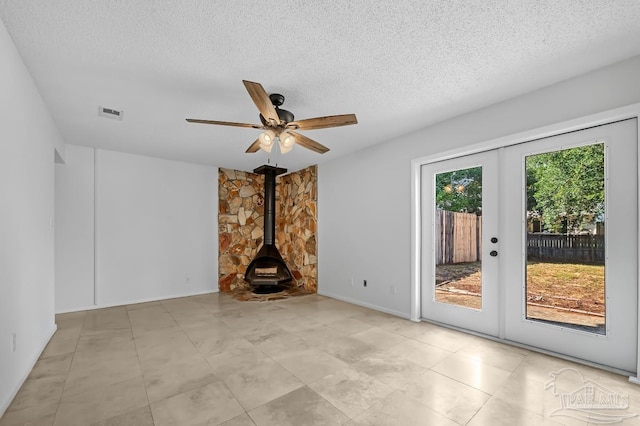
xmin=276 ymin=166 xmax=318 ymax=292
xmin=218 ymin=165 xmax=318 ymax=293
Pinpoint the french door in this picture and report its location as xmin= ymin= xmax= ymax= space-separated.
xmin=421 ymin=119 xmax=638 ymax=372
xmin=421 ymin=150 xmax=500 ymax=336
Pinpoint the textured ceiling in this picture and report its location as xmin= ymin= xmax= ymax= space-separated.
xmin=1 ymin=1 xmax=640 ymax=172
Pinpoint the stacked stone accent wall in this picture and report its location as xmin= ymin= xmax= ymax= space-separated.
xmin=218 ymin=165 xmax=318 ymax=293
xmin=276 ymin=166 xmax=318 ymax=292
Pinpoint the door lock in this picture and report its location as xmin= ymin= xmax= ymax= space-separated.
xmin=490 ymin=250 xmax=498 ymax=257
xmin=491 ymin=237 xmax=498 ymax=243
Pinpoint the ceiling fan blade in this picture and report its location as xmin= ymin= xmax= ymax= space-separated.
xmin=289 ymin=131 xmax=330 ymax=154
xmin=288 ymin=114 xmax=357 ymax=130
xmin=186 ymin=118 xmax=262 ymax=129
xmin=245 ymin=138 xmax=261 ymax=153
xmin=242 ymin=80 xmax=280 ymax=125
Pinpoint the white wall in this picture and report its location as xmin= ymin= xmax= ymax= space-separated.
xmin=318 ymin=55 xmax=640 ymax=318
xmin=0 ymin=19 xmax=65 ymax=416
xmin=55 ymin=145 xmax=95 ymax=311
xmin=55 ymin=147 xmax=218 ymax=312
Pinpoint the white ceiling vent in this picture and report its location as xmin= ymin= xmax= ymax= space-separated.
xmin=98 ymin=106 xmax=124 ymax=120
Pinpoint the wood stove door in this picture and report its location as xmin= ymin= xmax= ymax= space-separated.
xmin=421 ymin=150 xmax=500 ymax=337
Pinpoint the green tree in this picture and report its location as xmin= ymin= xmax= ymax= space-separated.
xmin=526 ymin=144 xmax=604 ymax=233
xmin=435 ymin=166 xmax=482 ymax=214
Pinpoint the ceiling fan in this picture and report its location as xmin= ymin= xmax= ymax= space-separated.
xmin=186 ymin=80 xmax=357 ymax=154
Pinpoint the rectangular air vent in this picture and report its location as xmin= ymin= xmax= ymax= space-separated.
xmin=98 ymin=106 xmax=124 ymax=120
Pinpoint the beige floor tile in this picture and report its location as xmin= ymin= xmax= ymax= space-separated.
xmin=432 ymin=351 xmax=512 ymax=394
xmin=457 ymin=339 xmax=528 ymax=372
xmin=350 ymin=390 xmax=459 ymax=426
xmin=376 ymin=316 xmax=435 ymax=339
xmin=91 ymin=405 xmax=154 ymax=426
xmin=0 ymin=407 xmax=56 ymax=426
xmin=206 ymin=346 xmax=271 ymax=380
xmin=28 ymin=352 xmax=74 ymax=380
xmin=493 ymin=370 xmax=559 ymax=417
xmin=216 ymin=308 xmax=267 ymax=331
xmin=353 ymin=350 xmax=427 ymax=390
xmin=413 ymin=326 xmax=477 ymax=352
xmin=467 ymin=396 xmax=565 ymax=426
xmin=398 ymin=370 xmax=491 ymax=424
xmin=128 ymin=310 xmax=178 ymax=337
xmin=383 ymin=338 xmax=452 ymax=369
xmin=220 ymin=413 xmax=258 ymax=426
xmin=64 ymin=351 xmax=143 ymax=397
xmin=324 ymin=317 xmax=373 ymax=336
xmin=4 ymin=294 xmax=634 ymax=426
xmin=187 ymin=325 xmax=254 ymax=358
xmin=126 ymin=300 xmax=167 ymax=313
xmin=350 ymin=327 xmax=413 ymax=350
xmin=308 ymin=367 xmax=394 ymax=418
xmin=169 ymin=307 xmax=218 ymax=327
xmin=161 ymin=296 xmax=205 ymax=312
xmin=55 ymin=310 xmax=87 ymax=326
xmin=239 ymin=323 xmax=292 ymax=346
xmin=74 ymin=329 xmax=134 ymax=355
xmin=195 ymin=294 xmax=244 ymax=314
xmin=248 ymin=386 xmax=350 ymax=426
xmin=139 ymin=351 xmax=219 ymax=403
xmin=41 ymin=326 xmax=82 ymax=358
xmin=293 ymin=324 xmax=344 ymax=348
xmin=151 ymin=381 xmax=244 ymax=426
xmin=255 ymin=305 xmax=303 ymax=324
xmin=351 ymin=310 xmax=404 ymax=328
xmin=272 ymin=348 xmax=350 ymax=384
xmin=6 ymin=354 xmax=72 ymax=414
xmin=53 ymin=376 xmax=148 ymax=426
xmin=223 ymin=358 xmax=304 ymax=410
xmin=319 ymin=334 xmax=379 ymax=364
xmin=134 ymin=326 xmax=198 ymax=361
xmin=81 ymin=307 xmax=131 ymax=336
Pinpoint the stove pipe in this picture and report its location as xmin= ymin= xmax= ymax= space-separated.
xmin=243 ymin=165 xmax=293 ymax=287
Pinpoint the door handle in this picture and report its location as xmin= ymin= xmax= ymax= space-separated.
xmin=490 ymin=250 xmax=498 ymax=257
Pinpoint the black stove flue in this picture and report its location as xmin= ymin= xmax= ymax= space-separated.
xmin=244 ymin=165 xmax=293 ymax=291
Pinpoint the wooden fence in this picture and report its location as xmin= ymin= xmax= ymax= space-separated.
xmin=527 ymin=233 xmax=604 ymax=263
xmin=435 ymin=210 xmax=482 ymax=265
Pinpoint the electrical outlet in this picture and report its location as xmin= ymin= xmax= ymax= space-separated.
xmin=185 ymin=276 xmax=190 ymax=285
xmin=363 ymin=279 xmax=367 ymax=287
xmin=11 ymin=333 xmax=16 ymax=352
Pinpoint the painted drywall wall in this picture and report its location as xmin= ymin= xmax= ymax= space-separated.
xmin=55 ymin=145 xmax=95 ymax=312
xmin=94 ymin=149 xmax=218 ymax=307
xmin=318 ymin=55 xmax=640 ymax=318
xmin=0 ymin=19 xmax=64 ymax=416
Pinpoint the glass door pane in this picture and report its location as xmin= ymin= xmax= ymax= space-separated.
xmin=524 ymin=144 xmax=605 ymax=334
xmin=421 ymin=150 xmax=499 ymax=336
xmin=434 ymin=166 xmax=483 ymax=309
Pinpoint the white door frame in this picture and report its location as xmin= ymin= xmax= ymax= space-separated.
xmin=410 ymin=103 xmax=640 ymax=377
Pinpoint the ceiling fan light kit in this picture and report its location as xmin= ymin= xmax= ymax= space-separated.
xmin=258 ymin=129 xmax=276 ymax=152
xmin=186 ymin=80 xmax=358 ymax=155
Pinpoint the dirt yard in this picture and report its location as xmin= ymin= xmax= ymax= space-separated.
xmin=434 ymin=260 xmax=605 ymax=329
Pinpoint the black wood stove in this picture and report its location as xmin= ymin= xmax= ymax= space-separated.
xmin=244 ymin=165 xmax=293 ymax=293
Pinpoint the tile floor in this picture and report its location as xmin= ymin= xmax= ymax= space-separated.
xmin=2 ymin=292 xmax=640 ymax=425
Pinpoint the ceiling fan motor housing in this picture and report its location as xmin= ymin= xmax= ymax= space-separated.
xmin=260 ymin=93 xmax=295 ymax=125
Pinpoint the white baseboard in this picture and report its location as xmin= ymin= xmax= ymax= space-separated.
xmin=55 ymin=289 xmax=219 ymax=314
xmin=317 ymin=290 xmax=410 ymax=319
xmin=0 ymin=323 xmax=57 ymax=418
